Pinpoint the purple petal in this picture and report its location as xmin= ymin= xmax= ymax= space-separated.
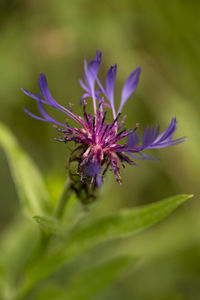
xmin=23 ymin=107 xmax=47 ymax=122
xmin=153 ymin=118 xmax=176 ymax=144
xmin=118 ymin=67 xmax=141 ymax=113
xmin=142 ymin=118 xmax=185 ymax=149
xmin=147 ymin=137 xmax=185 ymax=149
xmin=138 ymin=152 xmax=158 ymax=161
xmin=88 ymin=60 xmax=101 ymax=85
xmin=80 ymin=90 xmax=102 ymax=105
xmin=80 ymin=93 xmax=91 ymax=104
xmin=22 ymin=77 xmax=67 ymax=114
xmin=106 ymin=64 xmax=117 ymax=113
xmin=94 ymin=49 xmax=102 ymax=62
xmin=87 ymin=50 xmax=102 ymax=81
xmin=143 ymin=126 xmax=159 ymax=146
xmin=84 ymin=56 xmax=88 ymax=74
xmin=38 ymin=73 xmax=58 ymax=107
xmin=38 ymin=74 xmax=83 ymax=124
xmin=79 ymin=79 xmax=90 ymax=93
xmin=96 ymin=173 xmax=103 ymax=187
xmin=124 ymin=151 xmax=158 ymax=161
xmin=127 ymin=130 xmax=140 ymax=147
xmin=82 ymin=160 xmax=101 ymax=177
xmin=21 ymin=88 xmax=48 ymax=104
xmin=83 ymin=50 xmax=102 ymax=94
xmin=37 ymin=97 xmax=68 ymax=128
xmin=21 ymin=86 xmax=72 ymax=117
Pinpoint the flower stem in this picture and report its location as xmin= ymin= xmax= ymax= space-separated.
xmin=54 ymin=179 xmax=73 ymax=219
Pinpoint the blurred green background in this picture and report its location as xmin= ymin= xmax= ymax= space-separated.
xmin=0 ymin=0 xmax=200 ymax=299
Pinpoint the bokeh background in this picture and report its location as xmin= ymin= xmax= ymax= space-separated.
xmin=0 ymin=1 xmax=200 ymax=299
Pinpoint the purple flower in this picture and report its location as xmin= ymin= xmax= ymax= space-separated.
xmin=22 ymin=50 xmax=185 ymax=187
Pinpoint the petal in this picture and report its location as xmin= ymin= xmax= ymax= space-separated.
xmin=82 ymin=160 xmax=101 ymax=177
xmin=106 ymin=64 xmax=117 ymax=112
xmin=37 ymin=97 xmax=68 ymax=128
xmin=22 ymin=74 xmax=85 ymax=127
xmin=84 ymin=50 xmax=102 ymax=92
xmin=79 ymin=79 xmax=90 ymax=93
xmin=127 ymin=152 xmax=159 ymax=161
xmin=84 ymin=56 xmax=88 ymax=74
xmin=23 ymin=107 xmax=47 ymax=122
xmin=88 ymin=60 xmax=101 ymax=84
xmin=96 ymin=173 xmax=103 ymax=187
xmin=153 ymin=118 xmax=176 ymax=144
xmin=118 ymin=67 xmax=141 ymax=113
xmin=127 ymin=130 xmax=140 ymax=147
xmin=21 ymin=86 xmax=72 ymax=117
xmin=147 ymin=137 xmax=185 ymax=149
xmin=94 ymin=49 xmax=102 ymax=62
xmin=143 ymin=126 xmax=159 ymax=146
xmin=21 ymin=88 xmax=48 ymax=104
xmin=38 ymin=73 xmax=58 ymax=107
xmin=38 ymin=73 xmax=83 ymax=124
xmin=142 ymin=119 xmax=185 ymax=149
xmin=80 ymin=93 xmax=91 ymax=104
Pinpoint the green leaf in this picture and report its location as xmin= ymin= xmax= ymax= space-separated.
xmin=0 ymin=217 xmax=38 ymax=299
xmin=35 ymin=256 xmax=137 ymax=300
xmin=62 ymin=256 xmax=137 ymax=300
xmin=0 ymin=122 xmax=52 ymax=217
xmin=63 ymin=194 xmax=193 ymax=259
xmin=21 ymin=194 xmax=192 ymax=295
xmin=33 ymin=216 xmax=60 ymax=234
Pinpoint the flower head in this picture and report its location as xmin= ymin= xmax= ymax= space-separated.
xmin=22 ymin=50 xmax=185 ymax=188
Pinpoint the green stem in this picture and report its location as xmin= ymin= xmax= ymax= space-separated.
xmin=54 ymin=179 xmax=73 ymax=219
xmin=16 ymin=181 xmax=74 ymax=300
xmin=23 ymin=181 xmax=73 ymax=271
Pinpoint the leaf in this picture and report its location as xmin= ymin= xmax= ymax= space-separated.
xmin=0 ymin=122 xmax=52 ymax=217
xmin=62 ymin=256 xmax=137 ymax=300
xmin=21 ymin=194 xmax=192 ymax=295
xmin=35 ymin=256 xmax=137 ymax=300
xmin=63 ymin=194 xmax=193 ymax=259
xmin=0 ymin=217 xmax=37 ymax=298
xmin=33 ymin=216 xmax=60 ymax=234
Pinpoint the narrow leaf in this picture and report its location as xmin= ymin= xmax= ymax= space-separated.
xmin=0 ymin=217 xmax=37 ymax=285
xmin=0 ymin=122 xmax=52 ymax=217
xmin=23 ymin=194 xmax=192 ymax=292
xmin=36 ymin=256 xmax=137 ymax=300
xmin=64 ymin=194 xmax=192 ymax=258
xmin=61 ymin=256 xmax=136 ymax=300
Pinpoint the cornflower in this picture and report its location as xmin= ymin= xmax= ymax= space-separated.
xmin=22 ymin=50 xmax=184 ymax=188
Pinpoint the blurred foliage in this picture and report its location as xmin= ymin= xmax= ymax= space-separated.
xmin=0 ymin=0 xmax=200 ymax=299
